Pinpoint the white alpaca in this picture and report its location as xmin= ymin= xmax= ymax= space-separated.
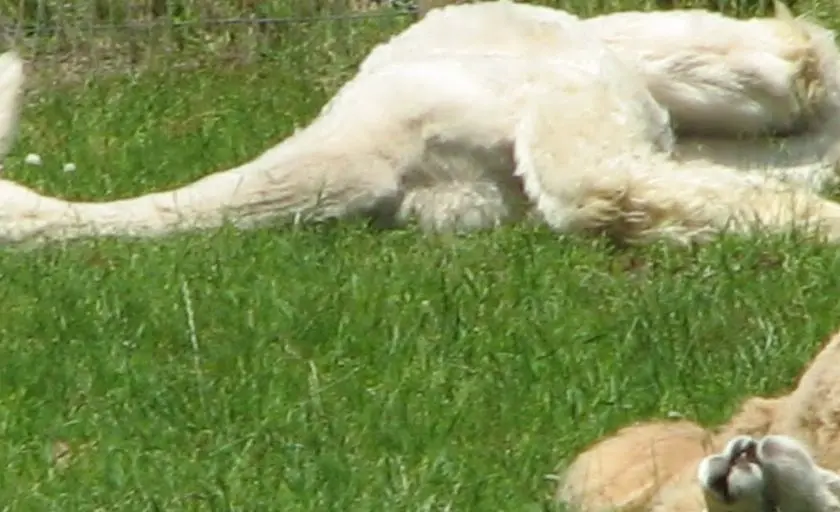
xmin=696 ymin=434 xmax=840 ymax=512
xmin=0 ymin=1 xmax=840 ymax=246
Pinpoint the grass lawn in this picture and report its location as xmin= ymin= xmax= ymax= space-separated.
xmin=3 ymin=1 xmax=840 ymax=510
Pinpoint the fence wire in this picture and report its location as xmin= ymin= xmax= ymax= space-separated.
xmin=0 ymin=0 xmax=420 ymax=78
xmin=0 ymin=0 xmax=787 ymax=80
xmin=1 ymin=0 xmax=418 ymax=37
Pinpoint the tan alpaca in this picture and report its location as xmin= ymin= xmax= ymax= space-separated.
xmin=1 ymin=2 xmax=840 ymax=246
xmin=556 ymin=398 xmax=781 ymax=510
xmin=556 ymin=330 xmax=840 ymax=512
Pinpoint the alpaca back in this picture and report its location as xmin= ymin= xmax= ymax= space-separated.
xmin=359 ymin=1 xmax=587 ymax=75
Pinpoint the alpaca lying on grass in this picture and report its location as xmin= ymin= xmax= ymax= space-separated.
xmin=556 ymin=329 xmax=840 ymax=511
xmin=1 ymin=1 xmax=840 ymax=246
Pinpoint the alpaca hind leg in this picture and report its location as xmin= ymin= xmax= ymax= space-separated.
xmin=75 ymin=143 xmax=408 ymax=240
xmin=513 ymin=86 xmax=840 ymax=246
xmin=0 ymin=126 xmax=411 ymax=245
xmin=673 ymin=133 xmax=840 ymax=196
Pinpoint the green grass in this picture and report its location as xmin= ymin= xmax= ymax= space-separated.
xmin=3 ymin=0 xmax=840 ymax=510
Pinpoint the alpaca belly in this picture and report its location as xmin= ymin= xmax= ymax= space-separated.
xmin=395 ymin=136 xmax=529 ymax=232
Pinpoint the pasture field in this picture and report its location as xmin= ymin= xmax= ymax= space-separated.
xmin=4 ymin=0 xmax=840 ymax=509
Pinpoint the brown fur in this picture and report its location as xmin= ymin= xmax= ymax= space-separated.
xmin=766 ymin=332 xmax=840 ymax=469
xmin=556 ymin=329 xmax=840 ymax=511
xmin=717 ymin=396 xmax=786 ymax=441
xmin=556 ymin=421 xmax=716 ymax=510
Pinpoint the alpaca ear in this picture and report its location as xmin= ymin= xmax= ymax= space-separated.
xmin=773 ymin=0 xmax=796 ymax=23
xmin=722 ymin=436 xmax=756 ymax=459
xmin=697 ymin=453 xmax=733 ymax=503
xmin=0 ymin=51 xmax=24 ymax=161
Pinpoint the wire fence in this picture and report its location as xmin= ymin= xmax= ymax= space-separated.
xmin=0 ymin=0 xmax=797 ymax=81
xmin=0 ymin=0 xmax=796 ymax=47
xmin=0 ymin=0 xmax=423 ymax=80
xmin=0 ymin=0 xmax=418 ymax=37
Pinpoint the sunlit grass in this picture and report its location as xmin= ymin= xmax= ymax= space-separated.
xmin=1 ymin=1 xmax=840 ymax=509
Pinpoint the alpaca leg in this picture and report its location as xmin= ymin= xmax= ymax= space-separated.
xmin=673 ymin=133 xmax=840 ymax=195
xmin=0 ymin=51 xmax=23 ymax=160
xmin=585 ymin=5 xmax=840 ymax=197
xmin=55 ymin=134 xmax=408 ymax=242
xmin=514 ymin=84 xmax=840 ymax=246
xmin=0 ymin=64 xmax=459 ymax=244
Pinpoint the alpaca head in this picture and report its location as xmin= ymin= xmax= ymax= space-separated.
xmin=699 ymin=434 xmax=840 ymax=512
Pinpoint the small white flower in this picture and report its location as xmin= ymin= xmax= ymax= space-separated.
xmin=62 ymin=162 xmax=76 ymax=173
xmin=24 ymin=153 xmax=42 ymax=166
